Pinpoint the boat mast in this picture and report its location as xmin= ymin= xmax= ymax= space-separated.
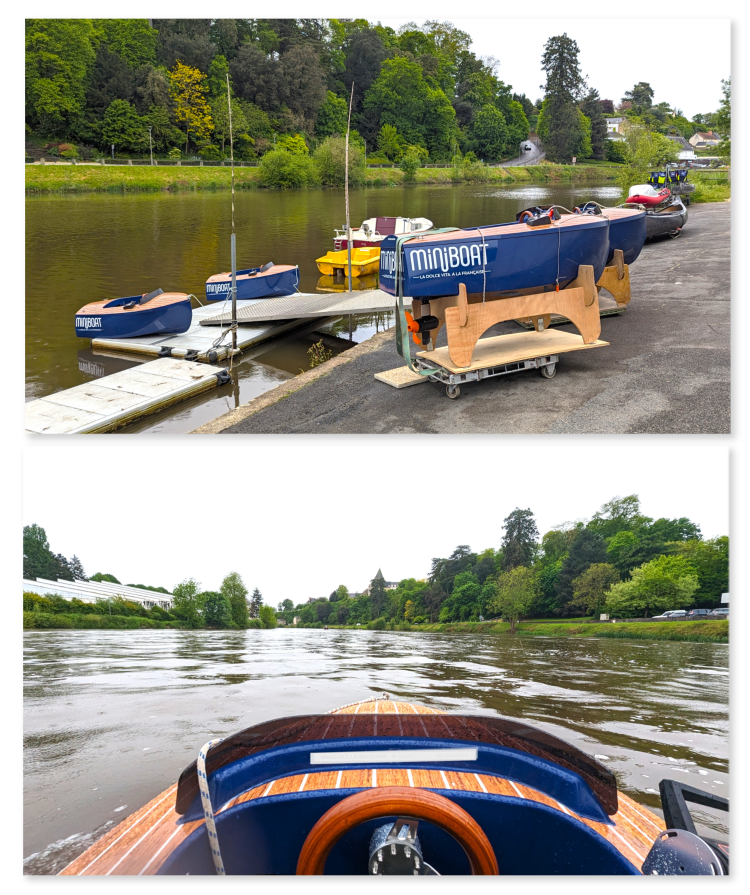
xmin=345 ymin=82 xmax=354 ymax=293
xmin=227 ymin=73 xmax=237 ymax=352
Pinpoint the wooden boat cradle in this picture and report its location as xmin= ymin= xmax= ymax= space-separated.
xmin=412 ymin=264 xmax=602 ymax=369
xmin=60 ymin=699 xmax=665 ymax=876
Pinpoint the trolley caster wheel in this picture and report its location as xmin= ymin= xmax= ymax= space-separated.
xmin=540 ymin=364 xmax=557 ymax=379
xmin=446 ymin=385 xmax=461 ymax=399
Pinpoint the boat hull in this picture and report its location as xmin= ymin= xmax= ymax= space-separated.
xmin=74 ymin=296 xmax=192 ymax=339
xmin=605 ymin=211 xmax=647 ymax=266
xmin=206 ymin=266 xmax=299 ymax=302
xmin=646 ymin=199 xmax=688 ymax=240
xmin=316 ymin=248 xmax=381 ymax=277
xmin=378 ymin=218 xmax=610 ymax=298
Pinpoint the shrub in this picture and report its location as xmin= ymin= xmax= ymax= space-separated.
xmin=258 ymin=605 xmax=277 ymax=628
xmin=277 ymin=133 xmax=309 ymax=154
xmin=58 ymin=144 xmax=78 ymax=158
xmin=307 ymin=339 xmax=333 ymax=369
xmin=399 ymin=145 xmax=427 ymax=181
xmin=258 ymin=148 xmax=318 ymax=189
xmin=368 ymin=617 xmax=387 ymax=630
xmin=198 ymin=144 xmax=221 ymax=160
xmin=168 ymin=147 xmax=181 ymax=159
xmin=246 ymin=618 xmax=262 ymax=629
xmin=312 ymin=135 xmax=365 ymax=187
xmin=605 ymin=140 xmax=627 ymax=164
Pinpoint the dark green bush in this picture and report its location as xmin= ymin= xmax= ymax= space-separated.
xmin=258 ymin=148 xmax=318 ymax=189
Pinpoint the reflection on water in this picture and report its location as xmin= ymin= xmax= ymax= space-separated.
xmin=23 ymin=629 xmax=726 ymax=873
xmin=26 ymin=182 xmax=623 ymax=431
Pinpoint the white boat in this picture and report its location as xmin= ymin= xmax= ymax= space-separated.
xmin=334 ymin=216 xmax=433 ymax=250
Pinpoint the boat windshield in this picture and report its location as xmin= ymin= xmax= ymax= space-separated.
xmin=175 ymin=713 xmax=618 ymax=816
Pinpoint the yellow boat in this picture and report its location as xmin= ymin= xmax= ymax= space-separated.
xmin=316 ymin=247 xmax=380 ymax=277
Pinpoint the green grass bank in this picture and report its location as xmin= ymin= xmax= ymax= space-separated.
xmin=323 ymin=619 xmax=728 ymax=643
xmin=25 ymin=162 xmax=619 ymax=195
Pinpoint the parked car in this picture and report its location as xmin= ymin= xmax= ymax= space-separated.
xmin=652 ymin=610 xmax=687 ymax=619
xmin=686 ymin=609 xmax=712 ymax=619
xmin=708 ymin=608 xmax=729 ymax=619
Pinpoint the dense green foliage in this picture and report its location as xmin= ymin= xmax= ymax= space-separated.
xmin=25 ymin=18 xmax=528 ymax=163
xmin=285 ymin=494 xmax=727 ymax=630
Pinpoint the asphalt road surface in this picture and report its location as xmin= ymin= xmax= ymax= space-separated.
xmin=209 ymin=202 xmax=730 ymax=435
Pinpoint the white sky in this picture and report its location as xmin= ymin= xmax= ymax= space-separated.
xmin=24 ymin=445 xmax=728 ymax=604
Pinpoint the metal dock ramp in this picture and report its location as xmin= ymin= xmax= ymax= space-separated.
xmin=199 ymin=290 xmax=395 ymax=325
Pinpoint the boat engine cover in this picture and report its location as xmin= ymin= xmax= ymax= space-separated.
xmin=641 ymin=829 xmax=724 ymax=875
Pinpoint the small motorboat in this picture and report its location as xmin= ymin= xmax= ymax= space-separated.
xmin=334 ymin=216 xmax=433 ymax=250
xmin=317 ymin=273 xmax=379 ymax=294
xmin=60 ymin=698 xmax=728 ymax=875
xmin=573 ymin=203 xmax=647 ymax=266
xmin=316 ymin=247 xmax=381 ymax=278
xmin=379 ymin=211 xmax=610 ymax=299
xmin=74 ymin=289 xmax=192 ymax=340
xmin=626 ymin=185 xmax=671 ymax=207
xmin=643 ymin=196 xmax=688 ymax=241
xmin=205 ymin=263 xmax=299 ymax=302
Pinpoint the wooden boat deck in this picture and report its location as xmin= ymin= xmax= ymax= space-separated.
xmin=76 ymin=292 xmax=189 ymax=315
xmin=60 ymin=700 xmax=665 ymax=875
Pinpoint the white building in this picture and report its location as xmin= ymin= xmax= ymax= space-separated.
xmin=23 ymin=577 xmax=173 ymax=610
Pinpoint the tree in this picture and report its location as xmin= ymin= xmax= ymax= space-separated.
xmin=278 ymin=44 xmax=328 ymax=124
xmin=376 ymin=123 xmax=405 ymax=161
xmin=259 ymin=605 xmax=278 ymax=628
xmin=201 ymin=591 xmax=232 ymax=628
xmin=470 ymin=105 xmax=508 ymax=161
xmin=249 ymin=588 xmax=263 ymax=619
xmin=68 ymin=555 xmax=87 ymax=581
xmin=96 ymin=19 xmax=158 ymax=68
xmin=501 ymin=508 xmax=539 ymax=570
xmin=279 ymin=599 xmax=294 ymax=612
xmin=26 ymin=19 xmax=97 ymax=135
xmin=173 ymin=578 xmax=202 ymax=628
xmin=90 ymin=572 xmax=120 ymax=584
xmin=618 ymin=125 xmax=678 ymax=191
xmin=100 ymin=99 xmax=149 ymax=152
xmin=210 ymin=93 xmax=247 ymax=153
xmin=622 ymin=82 xmax=654 ymax=115
xmin=315 ymin=90 xmax=349 ymax=138
xmin=715 ymin=78 xmax=730 ymax=158
xmin=491 ymin=567 xmax=537 ymax=634
xmin=605 ymin=555 xmax=699 ymax=618
xmin=169 ymin=61 xmax=213 ymax=152
xmin=369 ymin=571 xmax=387 ymax=618
xmin=343 ymin=28 xmax=387 ymax=112
xmin=23 ymin=524 xmax=56 ymax=580
xmin=673 ymin=537 xmax=728 ymax=605
xmin=579 ymin=89 xmax=607 ymax=159
xmin=221 ymin=571 xmax=249 ymax=628
xmin=332 ymin=584 xmax=349 ymax=601
xmin=539 ymin=33 xmax=586 ymax=162
xmin=570 ymin=563 xmax=620 ymax=617
xmin=587 ymin=495 xmax=643 ymax=540
xmin=404 ymin=600 xmax=415 ymax=621
xmin=439 ymin=570 xmax=481 ymax=622
xmin=554 ymin=529 xmax=608 ymax=612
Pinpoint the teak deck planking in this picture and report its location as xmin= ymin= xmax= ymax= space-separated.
xmin=60 ymin=700 xmax=664 ymax=876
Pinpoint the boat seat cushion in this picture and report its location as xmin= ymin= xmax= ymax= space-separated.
xmin=260 ymin=262 xmax=274 ymax=272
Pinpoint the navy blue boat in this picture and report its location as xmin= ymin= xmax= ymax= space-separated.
xmin=74 ymin=290 xmax=192 ymax=340
xmin=206 ymin=263 xmax=299 ymax=302
xmin=379 ymin=215 xmax=610 ymax=299
xmin=61 ymin=698 xmax=729 ymax=876
xmin=574 ymin=204 xmax=647 ymax=266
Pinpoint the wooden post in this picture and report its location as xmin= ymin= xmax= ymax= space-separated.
xmin=345 ymin=82 xmax=354 ymax=293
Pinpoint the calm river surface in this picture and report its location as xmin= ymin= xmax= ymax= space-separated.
xmin=23 ymin=629 xmax=727 ymax=873
xmin=25 ymin=182 xmax=623 ymax=432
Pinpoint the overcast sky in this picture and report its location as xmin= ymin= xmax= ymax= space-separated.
xmin=24 ymin=445 xmax=728 ymax=604
xmin=376 ymin=17 xmax=730 ymax=120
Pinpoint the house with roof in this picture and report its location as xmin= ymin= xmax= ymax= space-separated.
xmin=665 ymin=133 xmax=696 ymax=160
xmin=689 ymin=131 xmax=721 ymax=149
xmin=362 ymin=569 xmax=399 ymax=595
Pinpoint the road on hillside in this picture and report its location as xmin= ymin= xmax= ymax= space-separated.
xmin=498 ymin=140 xmax=545 ymax=166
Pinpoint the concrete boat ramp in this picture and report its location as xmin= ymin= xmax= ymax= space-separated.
xmin=25 ymin=291 xmax=390 ymax=434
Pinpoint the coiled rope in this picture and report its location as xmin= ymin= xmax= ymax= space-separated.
xmin=197 ymin=738 xmax=226 ymax=875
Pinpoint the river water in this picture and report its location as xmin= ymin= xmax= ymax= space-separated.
xmin=23 ymin=629 xmax=728 ymax=874
xmin=25 ymin=181 xmax=623 ymax=433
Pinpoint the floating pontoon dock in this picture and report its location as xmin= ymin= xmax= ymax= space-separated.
xmin=25 ymin=357 xmax=228 ymax=434
xmin=26 ymin=291 xmax=397 ymax=433
xmin=90 ymin=300 xmax=319 ymax=362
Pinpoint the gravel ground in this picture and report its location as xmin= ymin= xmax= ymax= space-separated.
xmin=203 ymin=202 xmax=730 ymax=435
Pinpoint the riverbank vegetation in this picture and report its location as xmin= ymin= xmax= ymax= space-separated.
xmin=282 ymin=494 xmax=728 ymax=637
xmin=25 ymin=159 xmax=619 ymax=194
xmin=23 ymin=525 xmax=278 ymax=631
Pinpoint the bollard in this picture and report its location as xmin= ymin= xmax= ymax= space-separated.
xmin=40 ymin=157 xmax=45 ymax=165
xmin=200 ymin=160 xmax=203 ymax=166
xmin=177 ymin=160 xmax=181 ymax=166
xmin=128 ymin=159 xmax=133 ymax=165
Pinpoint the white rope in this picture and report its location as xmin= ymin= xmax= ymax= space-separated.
xmin=197 ymin=738 xmax=226 ymax=875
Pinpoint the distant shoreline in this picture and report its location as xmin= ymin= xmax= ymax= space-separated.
xmin=25 ymin=162 xmax=619 ymax=195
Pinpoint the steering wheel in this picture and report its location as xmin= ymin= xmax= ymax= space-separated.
xmin=296 ymin=785 xmax=499 ymax=875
